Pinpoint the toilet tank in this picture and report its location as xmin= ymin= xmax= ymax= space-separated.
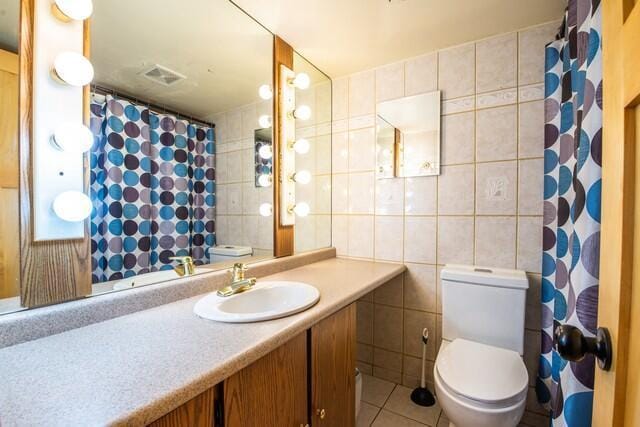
xmin=440 ymin=265 xmax=529 ymax=355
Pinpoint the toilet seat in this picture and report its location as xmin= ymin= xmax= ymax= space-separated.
xmin=435 ymin=339 xmax=528 ymax=407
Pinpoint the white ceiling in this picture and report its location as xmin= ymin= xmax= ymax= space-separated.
xmin=233 ymin=0 xmax=566 ymax=77
xmin=91 ymin=0 xmax=273 ymax=119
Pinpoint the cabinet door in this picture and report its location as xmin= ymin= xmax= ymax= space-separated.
xmin=224 ymin=332 xmax=308 ymax=427
xmin=148 ymin=386 xmax=218 ymax=427
xmin=311 ymin=304 xmax=356 ymax=427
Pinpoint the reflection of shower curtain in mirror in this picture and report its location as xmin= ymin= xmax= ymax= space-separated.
xmin=89 ymin=95 xmax=215 ymax=283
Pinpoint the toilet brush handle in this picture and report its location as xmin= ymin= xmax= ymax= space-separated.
xmin=420 ymin=328 xmax=428 ymax=388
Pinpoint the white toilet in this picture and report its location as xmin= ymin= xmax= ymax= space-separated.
xmin=208 ymin=245 xmax=253 ymax=263
xmin=434 ymin=265 xmax=529 ymax=427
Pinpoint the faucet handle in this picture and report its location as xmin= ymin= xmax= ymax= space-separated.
xmin=169 ymin=256 xmax=194 ymax=265
xmin=231 ymin=263 xmax=247 ymax=280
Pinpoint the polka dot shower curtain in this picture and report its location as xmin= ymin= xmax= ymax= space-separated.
xmin=89 ymin=95 xmax=215 ymax=283
xmin=536 ymin=1 xmax=602 ymax=426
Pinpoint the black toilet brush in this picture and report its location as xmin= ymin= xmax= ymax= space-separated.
xmin=411 ymin=328 xmax=436 ymax=407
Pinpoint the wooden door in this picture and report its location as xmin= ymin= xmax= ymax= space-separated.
xmin=224 ymin=332 xmax=308 ymax=427
xmin=595 ymin=1 xmax=640 ymax=425
xmin=310 ymin=304 xmax=356 ymax=427
xmin=0 ymin=49 xmax=20 ymax=300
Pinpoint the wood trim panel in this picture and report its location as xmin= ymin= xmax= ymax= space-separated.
xmin=311 ymin=304 xmax=357 ymax=427
xmin=273 ymin=35 xmax=294 ymax=257
xmin=148 ymin=385 xmax=218 ymax=427
xmin=19 ymin=0 xmax=92 ymax=307
xmin=223 ymin=332 xmax=308 ymax=427
xmin=0 ymin=49 xmax=18 ymax=74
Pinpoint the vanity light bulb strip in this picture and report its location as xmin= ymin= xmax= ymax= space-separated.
xmin=51 ymin=51 xmax=94 ymax=87
xmin=52 ymin=0 xmax=93 ymax=22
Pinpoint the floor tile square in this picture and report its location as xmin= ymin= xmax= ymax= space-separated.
xmin=383 ymin=385 xmax=441 ymax=426
xmin=372 ymin=409 xmax=428 ymax=427
xmin=362 ymin=374 xmax=396 ymax=407
xmin=357 ymin=402 xmax=381 ymax=427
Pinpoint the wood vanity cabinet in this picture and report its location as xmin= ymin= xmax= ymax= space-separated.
xmin=148 ymin=304 xmax=356 ymax=427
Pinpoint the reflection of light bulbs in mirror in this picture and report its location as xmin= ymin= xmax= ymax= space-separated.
xmin=259 ymin=203 xmax=273 ymax=217
xmin=291 ymin=138 xmax=310 ymax=154
xmin=293 ymin=105 xmax=311 ymax=120
xmin=52 ymin=0 xmax=93 ymax=21
xmin=52 ymin=123 xmax=93 ymax=153
xmin=291 ymin=72 xmax=311 ymax=90
xmin=292 ymin=170 xmax=311 ymax=185
xmin=52 ymin=191 xmax=92 ymax=222
xmin=52 ymin=52 xmax=94 ymax=86
xmin=258 ymin=84 xmax=273 ymax=100
xmin=292 ymin=203 xmax=310 ymax=217
xmin=258 ymin=174 xmax=272 ymax=187
xmin=258 ymin=145 xmax=273 ymax=160
xmin=258 ymin=115 xmax=272 ymax=129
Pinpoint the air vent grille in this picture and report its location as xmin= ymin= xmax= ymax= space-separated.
xmin=142 ymin=64 xmax=186 ymax=86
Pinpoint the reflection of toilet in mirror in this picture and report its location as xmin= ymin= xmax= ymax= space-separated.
xmin=435 ymin=265 xmax=529 ymax=427
xmin=208 ymin=245 xmax=253 ymax=263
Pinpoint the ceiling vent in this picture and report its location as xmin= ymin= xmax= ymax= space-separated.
xmin=141 ymin=64 xmax=186 ymax=86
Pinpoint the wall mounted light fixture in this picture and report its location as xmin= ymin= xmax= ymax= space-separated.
xmin=52 ymin=0 xmax=93 ymax=22
xmin=290 ymin=138 xmax=310 ymax=154
xmin=259 ymin=203 xmax=273 ymax=217
xmin=258 ymin=114 xmax=272 ymax=129
xmin=258 ymin=84 xmax=273 ymax=100
xmin=292 ymin=105 xmax=311 ymax=120
xmin=288 ymin=202 xmax=310 ymax=217
xmin=291 ymin=170 xmax=311 ymax=185
xmin=51 ymin=51 xmax=94 ymax=86
xmin=289 ymin=72 xmax=310 ymax=90
xmin=51 ymin=122 xmax=93 ymax=153
xmin=52 ymin=191 xmax=92 ymax=222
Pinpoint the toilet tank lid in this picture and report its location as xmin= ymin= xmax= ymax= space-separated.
xmin=208 ymin=246 xmax=253 ymax=256
xmin=441 ymin=265 xmax=528 ymax=290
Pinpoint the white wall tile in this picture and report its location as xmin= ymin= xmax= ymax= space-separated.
xmin=376 ymin=62 xmax=405 ymax=102
xmin=376 ymin=178 xmax=405 ymax=215
xmin=438 ymin=43 xmax=475 ymax=99
xmin=437 ymin=216 xmax=475 ymax=264
xmin=476 ymin=33 xmax=517 ymax=93
xmin=438 ymin=164 xmax=475 ymax=215
xmin=475 ymin=216 xmax=517 ymax=268
xmin=375 ymin=216 xmax=404 ymax=262
xmin=403 ymin=263 xmax=437 ymax=312
xmin=476 ymin=161 xmax=517 ymax=215
xmin=476 ymin=105 xmax=517 ymax=162
xmin=404 ymin=177 xmax=437 ymax=216
xmin=442 ymin=111 xmax=475 ymax=165
xmin=316 ymin=215 xmax=332 ymax=248
xmin=332 ymin=77 xmax=349 ymax=120
xmin=295 ymin=215 xmax=316 ymax=253
xmin=227 ymin=183 xmax=243 ymax=215
xmin=519 ymin=159 xmax=544 ymax=215
xmin=227 ymin=109 xmax=242 ymax=141
xmin=316 ymin=80 xmax=332 ymax=124
xmin=241 ymin=104 xmax=257 ymax=139
xmin=226 ymin=150 xmax=243 ymax=182
xmin=476 ymin=88 xmax=518 ymax=109
xmin=405 ymin=52 xmax=438 ymax=96
xmin=332 ymin=174 xmax=349 ymax=214
xmin=332 ymin=215 xmax=349 ymax=256
xmin=348 ymin=215 xmax=374 ymax=258
xmin=332 ymin=131 xmax=349 ymax=173
xmin=519 ymin=22 xmax=560 ymax=86
xmin=348 ymin=127 xmax=376 ymax=172
xmin=442 ymin=96 xmax=475 ymax=114
xmin=518 ymin=216 xmax=543 ymax=273
xmin=404 ymin=216 xmax=436 ymax=264
xmin=315 ymin=136 xmax=332 ymax=176
xmin=348 ymin=172 xmax=375 ymax=214
xmin=519 ymin=101 xmax=544 ymax=158
xmin=315 ymin=175 xmax=332 ymax=214
xmin=349 ymin=70 xmax=375 ymax=117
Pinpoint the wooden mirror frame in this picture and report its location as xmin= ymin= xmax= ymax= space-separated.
xmin=16 ymin=0 xmax=294 ymax=309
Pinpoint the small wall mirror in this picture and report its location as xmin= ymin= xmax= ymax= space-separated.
xmin=376 ymin=91 xmax=441 ymax=178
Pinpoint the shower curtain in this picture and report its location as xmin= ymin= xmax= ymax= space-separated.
xmin=537 ymin=1 xmax=602 ymax=426
xmin=89 ymin=95 xmax=216 ymax=283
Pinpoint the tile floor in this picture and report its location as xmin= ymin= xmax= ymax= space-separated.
xmin=357 ymin=374 xmax=447 ymax=427
xmin=357 ymin=374 xmax=548 ymax=427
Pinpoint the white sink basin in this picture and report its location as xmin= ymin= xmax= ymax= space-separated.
xmin=193 ymin=281 xmax=320 ymax=323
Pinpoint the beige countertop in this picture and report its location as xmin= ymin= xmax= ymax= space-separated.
xmin=0 ymin=257 xmax=404 ymax=427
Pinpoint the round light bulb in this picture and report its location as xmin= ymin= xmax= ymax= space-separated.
xmin=257 ymin=174 xmax=272 ymax=187
xmin=52 ymin=52 xmax=94 ymax=86
xmin=292 ymin=73 xmax=310 ymax=90
xmin=292 ymin=170 xmax=311 ymax=185
xmin=53 ymin=0 xmax=93 ymax=21
xmin=52 ymin=122 xmax=93 ymax=153
xmin=258 ymin=84 xmax=273 ymax=100
xmin=293 ymin=202 xmax=310 ymax=217
xmin=52 ymin=191 xmax=92 ymax=222
xmin=292 ymin=138 xmax=310 ymax=154
xmin=258 ymin=144 xmax=273 ymax=160
xmin=259 ymin=203 xmax=273 ymax=217
xmin=293 ymin=105 xmax=311 ymax=120
xmin=258 ymin=114 xmax=272 ymax=129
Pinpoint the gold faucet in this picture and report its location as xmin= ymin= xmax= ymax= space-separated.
xmin=217 ymin=263 xmax=256 ymax=297
xmin=169 ymin=256 xmax=196 ymax=277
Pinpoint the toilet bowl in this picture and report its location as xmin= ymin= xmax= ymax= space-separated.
xmin=434 ymin=339 xmax=528 ymax=427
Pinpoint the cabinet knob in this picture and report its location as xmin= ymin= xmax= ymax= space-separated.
xmin=316 ymin=408 xmax=326 ymax=419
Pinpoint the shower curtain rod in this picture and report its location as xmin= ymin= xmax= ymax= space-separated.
xmin=91 ymin=84 xmax=216 ymax=130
